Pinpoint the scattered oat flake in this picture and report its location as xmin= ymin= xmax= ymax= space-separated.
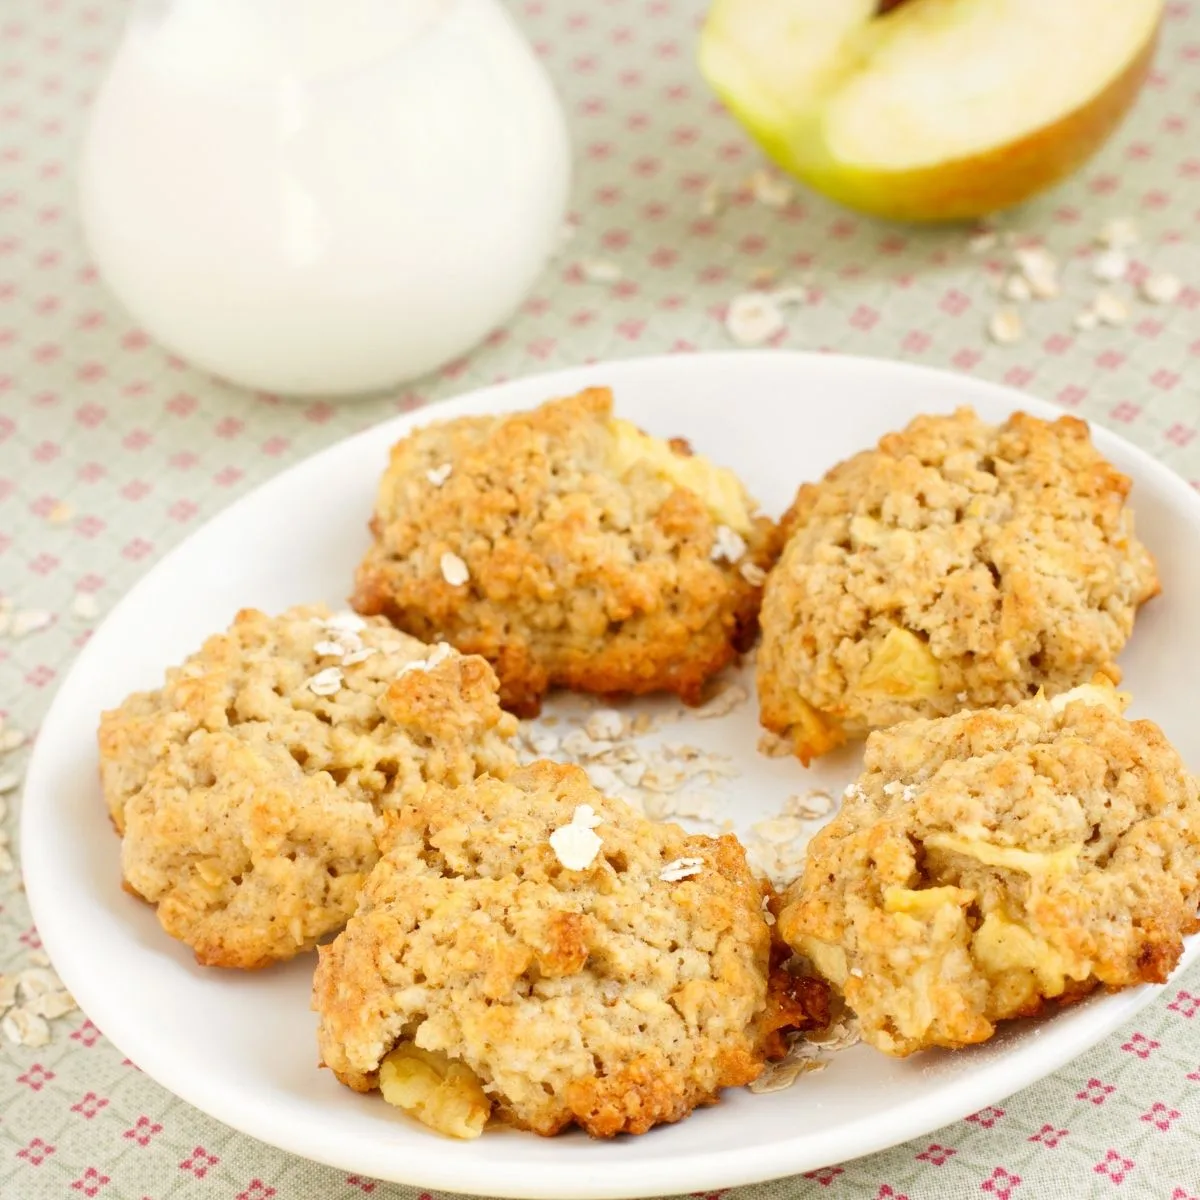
xmin=1093 ymin=290 xmax=1128 ymax=326
xmin=630 ymin=713 xmax=656 ymax=737
xmin=322 ymin=612 xmax=366 ymax=635
xmin=1001 ymin=273 xmax=1032 ymax=302
xmin=1013 ymin=244 xmax=1053 ymax=271
xmin=750 ymin=1011 xmax=862 ymax=1092
xmin=428 ymin=642 xmax=454 ymax=666
xmin=342 ymin=647 xmax=376 ymax=665
xmin=47 ymin=501 xmax=74 ymax=524
xmin=620 ymin=791 xmax=646 ymax=816
xmin=587 ymin=764 xmax=620 ymax=793
xmin=571 ymin=803 xmax=602 ymax=829
xmin=641 ymin=765 xmax=689 ymax=793
xmin=0 ymin=728 xmax=24 ymax=754
xmin=1091 ymin=248 xmax=1128 ymax=283
xmin=440 ymin=551 xmax=469 ymax=586
xmin=808 ymin=1014 xmax=862 ymax=1054
xmin=398 ymin=642 xmax=454 ymax=676
xmin=671 ymin=794 xmax=718 ymax=822
xmin=0 ymin=975 xmax=15 ymax=1013
xmin=699 ymin=181 xmax=724 ymax=217
xmin=758 ymin=730 xmax=793 ymax=758
xmin=17 ymin=968 xmax=59 ymax=1001
xmin=694 ymin=683 xmax=748 ymax=720
xmin=0 ymin=772 xmax=20 ymax=795
xmin=561 ymin=729 xmax=609 ymax=759
xmin=643 ymin=795 xmax=677 ymax=821
xmin=314 ymin=639 xmax=348 ymax=657
xmin=549 ymin=805 xmax=604 ymax=870
xmin=616 ymin=760 xmax=647 ymax=789
xmin=748 ymin=265 xmax=778 ymax=289
xmin=2 ymin=1008 xmax=50 ymax=1047
xmin=306 ymin=667 xmax=343 ymax=696
xmin=426 ymin=463 xmax=453 ymax=486
xmin=725 ymin=291 xmax=785 ymax=347
xmin=526 ymin=730 xmax=560 ymax=756
xmin=1140 ymin=272 xmax=1182 ymax=305
xmin=967 ymin=230 xmax=997 ymax=254
xmin=584 ymin=709 xmax=625 ymax=742
xmin=987 ymin=307 xmax=1023 ymax=345
xmin=771 ymin=284 xmax=809 ymax=308
xmin=752 ymin=815 xmax=807 ymax=843
xmin=1097 ymin=217 xmax=1138 ymax=249
xmin=748 ymin=1057 xmax=827 ymax=1094
xmin=748 ymin=169 xmax=792 ymax=210
xmin=711 ymin=524 xmax=747 ymax=564
xmin=740 ymin=561 xmax=767 ymax=586
xmin=9 ymin=610 xmax=52 ymax=638
xmin=1073 ymin=309 xmax=1100 ymax=331
xmin=70 ymin=592 xmax=99 ymax=622
xmin=30 ymin=990 xmax=76 ymax=1020
xmin=784 ymin=790 xmax=835 ymax=819
xmin=660 ymin=856 xmax=705 ymax=883
xmin=1013 ymin=246 xmax=1059 ymax=299
xmin=580 ymin=257 xmax=622 ymax=284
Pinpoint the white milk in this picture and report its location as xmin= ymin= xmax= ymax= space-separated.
xmin=80 ymin=0 xmax=571 ymax=396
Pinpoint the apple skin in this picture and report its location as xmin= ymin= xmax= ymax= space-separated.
xmin=703 ymin=18 xmax=1158 ymax=223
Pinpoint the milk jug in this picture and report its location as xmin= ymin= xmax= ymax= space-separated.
xmin=80 ymin=0 xmax=571 ymax=396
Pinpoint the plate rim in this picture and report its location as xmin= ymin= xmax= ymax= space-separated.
xmin=20 ymin=349 xmax=1200 ymax=1199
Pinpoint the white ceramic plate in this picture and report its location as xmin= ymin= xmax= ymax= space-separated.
xmin=22 ymin=352 xmax=1200 ymax=1199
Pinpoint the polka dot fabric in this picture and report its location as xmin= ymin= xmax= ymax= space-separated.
xmin=2 ymin=0 xmax=1200 ymax=1197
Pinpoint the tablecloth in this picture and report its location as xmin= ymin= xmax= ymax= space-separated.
xmin=3 ymin=0 xmax=1200 ymax=1196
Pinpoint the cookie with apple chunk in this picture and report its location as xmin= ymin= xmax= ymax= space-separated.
xmin=757 ymin=407 xmax=1157 ymax=764
xmin=312 ymin=761 xmax=828 ymax=1139
xmin=777 ymin=680 xmax=1200 ymax=1056
xmin=352 ymin=388 xmax=778 ymax=716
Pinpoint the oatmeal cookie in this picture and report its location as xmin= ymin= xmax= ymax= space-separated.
xmin=758 ymin=407 xmax=1158 ymax=763
xmin=777 ymin=680 xmax=1200 ymax=1056
xmin=98 ymin=605 xmax=517 ymax=968
xmin=313 ymin=760 xmax=827 ymax=1138
xmin=352 ymin=387 xmax=779 ymax=716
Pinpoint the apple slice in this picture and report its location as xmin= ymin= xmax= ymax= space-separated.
xmin=700 ymin=0 xmax=1161 ymax=222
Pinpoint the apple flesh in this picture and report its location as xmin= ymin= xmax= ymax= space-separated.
xmin=700 ymin=0 xmax=1161 ymax=222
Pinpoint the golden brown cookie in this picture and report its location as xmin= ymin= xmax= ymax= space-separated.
xmin=312 ymin=760 xmax=825 ymax=1138
xmin=352 ymin=388 xmax=778 ymax=716
xmin=758 ymin=407 xmax=1158 ymax=763
xmin=777 ymin=680 xmax=1200 ymax=1056
xmin=98 ymin=605 xmax=516 ymax=968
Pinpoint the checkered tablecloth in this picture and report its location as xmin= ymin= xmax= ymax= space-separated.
xmin=3 ymin=1 xmax=1200 ymax=1197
